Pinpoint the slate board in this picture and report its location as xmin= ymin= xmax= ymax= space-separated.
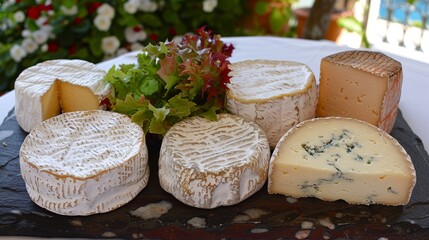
xmin=1 ymin=109 xmax=429 ymax=239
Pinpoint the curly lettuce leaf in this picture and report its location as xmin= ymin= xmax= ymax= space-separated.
xmin=103 ymin=27 xmax=234 ymax=136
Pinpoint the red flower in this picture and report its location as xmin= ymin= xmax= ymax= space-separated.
xmin=133 ymin=26 xmax=142 ymax=32
xmin=68 ymin=44 xmax=77 ymax=55
xmin=27 ymin=6 xmax=41 ymax=19
xmin=48 ymin=41 xmax=59 ymax=52
xmin=150 ymin=33 xmax=158 ymax=42
xmin=40 ymin=4 xmax=53 ymax=12
xmin=74 ymin=17 xmax=82 ymax=24
xmin=168 ymin=27 xmax=177 ymax=36
xmin=88 ymin=2 xmax=102 ymax=14
xmin=27 ymin=4 xmax=53 ymax=20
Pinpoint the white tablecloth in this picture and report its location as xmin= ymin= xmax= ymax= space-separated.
xmin=1 ymin=36 xmax=428 ymax=149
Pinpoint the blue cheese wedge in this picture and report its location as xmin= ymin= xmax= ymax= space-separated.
xmin=19 ymin=110 xmax=149 ymax=216
xmin=226 ymin=60 xmax=317 ymax=148
xmin=268 ymin=117 xmax=416 ymax=206
xmin=14 ymin=59 xmax=110 ymax=132
xmin=159 ymin=113 xmax=270 ymax=209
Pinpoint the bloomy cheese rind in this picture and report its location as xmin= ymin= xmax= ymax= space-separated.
xmin=226 ymin=60 xmax=317 ymax=148
xmin=226 ymin=60 xmax=316 ymax=103
xmin=19 ymin=110 xmax=149 ymax=216
xmin=317 ymin=50 xmax=402 ymax=133
xmin=14 ymin=59 xmax=110 ymax=132
xmin=268 ymin=117 xmax=416 ymax=206
xmin=158 ymin=113 xmax=270 ymax=209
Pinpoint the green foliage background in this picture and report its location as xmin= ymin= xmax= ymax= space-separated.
xmin=0 ymin=0 xmax=249 ymax=93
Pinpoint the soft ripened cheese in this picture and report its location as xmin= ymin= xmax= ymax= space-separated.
xmin=159 ymin=113 xmax=270 ymax=209
xmin=268 ymin=117 xmax=416 ymax=206
xmin=226 ymin=60 xmax=317 ymax=148
xmin=15 ymin=59 xmax=110 ymax=132
xmin=316 ymin=50 xmax=402 ymax=133
xmin=19 ymin=110 xmax=149 ymax=216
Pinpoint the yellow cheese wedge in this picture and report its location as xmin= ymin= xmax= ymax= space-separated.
xmin=316 ymin=50 xmax=402 ymax=133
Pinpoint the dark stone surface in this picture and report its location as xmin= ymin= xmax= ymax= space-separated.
xmin=1 ymin=109 xmax=429 ymax=239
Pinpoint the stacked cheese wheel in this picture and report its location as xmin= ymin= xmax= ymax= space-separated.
xmin=226 ymin=60 xmax=318 ymax=148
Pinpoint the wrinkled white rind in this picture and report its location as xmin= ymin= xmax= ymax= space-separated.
xmin=159 ymin=113 xmax=270 ymax=209
xmin=226 ymin=60 xmax=317 ymax=148
xmin=15 ymin=59 xmax=110 ymax=132
xmin=20 ymin=110 xmax=149 ymax=216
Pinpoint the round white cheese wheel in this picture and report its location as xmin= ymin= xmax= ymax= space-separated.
xmin=226 ymin=59 xmax=317 ymax=148
xmin=19 ymin=110 xmax=149 ymax=216
xmin=15 ymin=59 xmax=110 ymax=132
xmin=159 ymin=113 xmax=270 ymax=209
xmin=268 ymin=117 xmax=416 ymax=206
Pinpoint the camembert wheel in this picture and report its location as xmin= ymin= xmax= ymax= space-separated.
xmin=159 ymin=113 xmax=270 ymax=209
xmin=19 ymin=110 xmax=149 ymax=216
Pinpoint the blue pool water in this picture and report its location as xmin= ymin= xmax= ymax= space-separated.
xmin=379 ymin=0 xmax=429 ymax=23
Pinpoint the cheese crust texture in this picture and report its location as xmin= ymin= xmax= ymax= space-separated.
xmin=317 ymin=50 xmax=402 ymax=133
xmin=15 ymin=59 xmax=110 ymax=132
xmin=20 ymin=110 xmax=149 ymax=216
xmin=226 ymin=60 xmax=317 ymax=148
xmin=268 ymin=117 xmax=416 ymax=206
xmin=158 ymin=113 xmax=270 ymax=209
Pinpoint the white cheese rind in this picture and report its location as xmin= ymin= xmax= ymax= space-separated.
xmin=268 ymin=117 xmax=416 ymax=206
xmin=158 ymin=113 xmax=270 ymax=209
xmin=19 ymin=110 xmax=149 ymax=216
xmin=226 ymin=60 xmax=317 ymax=148
xmin=15 ymin=59 xmax=110 ymax=132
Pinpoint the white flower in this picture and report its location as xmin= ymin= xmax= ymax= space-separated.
xmin=60 ymin=5 xmax=78 ymax=16
xmin=102 ymin=36 xmax=120 ymax=55
xmin=130 ymin=42 xmax=144 ymax=51
xmin=2 ymin=0 xmax=15 ymax=8
xmin=13 ymin=11 xmax=25 ymax=23
xmin=36 ymin=16 xmax=48 ymax=27
xmin=1 ymin=23 xmax=7 ymax=31
xmin=97 ymin=3 xmax=115 ymax=19
xmin=139 ymin=0 xmax=158 ymax=12
xmin=32 ymin=30 xmax=49 ymax=44
xmin=40 ymin=25 xmax=53 ymax=34
xmin=10 ymin=45 xmax=27 ymax=62
xmin=41 ymin=44 xmax=48 ymax=52
xmin=116 ymin=48 xmax=129 ymax=56
xmin=22 ymin=38 xmax=38 ymax=54
xmin=203 ymin=0 xmax=217 ymax=13
xmin=124 ymin=0 xmax=139 ymax=14
xmin=94 ymin=15 xmax=112 ymax=31
xmin=125 ymin=26 xmax=147 ymax=43
xmin=21 ymin=29 xmax=31 ymax=38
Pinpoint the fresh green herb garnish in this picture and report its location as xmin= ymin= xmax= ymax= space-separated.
xmin=103 ymin=27 xmax=234 ymax=136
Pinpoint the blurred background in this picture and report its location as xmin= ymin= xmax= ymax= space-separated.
xmin=1 ymin=0 xmax=428 ymax=94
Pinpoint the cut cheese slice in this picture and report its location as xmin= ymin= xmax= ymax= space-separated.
xmin=226 ymin=60 xmax=317 ymax=148
xmin=268 ymin=117 xmax=416 ymax=206
xmin=159 ymin=113 xmax=270 ymax=209
xmin=19 ymin=110 xmax=149 ymax=216
xmin=14 ymin=59 xmax=110 ymax=132
xmin=316 ymin=50 xmax=402 ymax=133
